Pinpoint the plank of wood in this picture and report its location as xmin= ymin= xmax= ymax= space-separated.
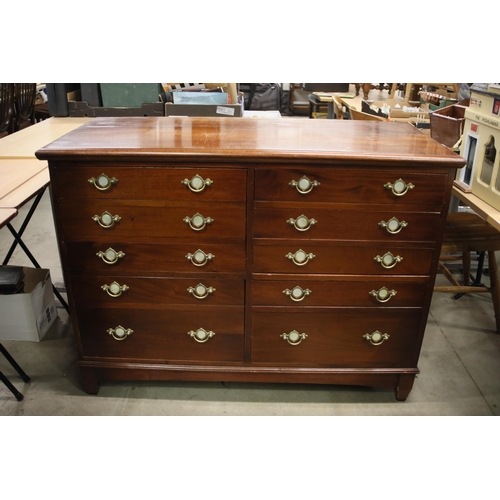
xmin=0 ymin=159 xmax=48 ymax=200
xmin=0 ymin=169 xmax=50 ymax=209
xmin=0 ymin=117 xmax=91 ymax=158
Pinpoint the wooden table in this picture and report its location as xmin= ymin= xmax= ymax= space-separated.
xmin=0 ymin=117 xmax=91 ymax=159
xmin=389 ymin=83 xmax=460 ymax=103
xmin=0 ymin=159 xmax=48 ymax=200
xmin=0 ymin=160 xmax=50 ymax=212
xmin=324 ymin=94 xmax=363 ymax=119
xmin=0 ymin=117 xmax=91 ymax=311
xmin=0 ymin=208 xmax=18 ymax=229
xmin=452 ymin=185 xmax=500 ymax=232
xmin=0 ymin=160 xmax=67 ymax=311
xmin=339 ymin=95 xmax=363 ymax=112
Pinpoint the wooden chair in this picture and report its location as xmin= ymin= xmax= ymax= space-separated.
xmin=0 ymin=83 xmax=15 ymax=138
xmin=434 ymin=212 xmax=500 ymax=334
xmin=348 ymin=107 xmax=387 ymax=121
xmin=332 ymin=95 xmax=344 ymax=120
xmin=13 ymin=83 xmax=36 ymax=132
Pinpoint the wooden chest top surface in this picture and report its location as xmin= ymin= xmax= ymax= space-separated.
xmin=35 ymin=117 xmax=466 ymax=168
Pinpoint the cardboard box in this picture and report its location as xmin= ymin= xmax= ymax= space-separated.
xmin=0 ymin=267 xmax=58 ymax=342
xmin=172 ymin=92 xmax=229 ymax=105
xmin=165 ymin=103 xmax=242 ymax=117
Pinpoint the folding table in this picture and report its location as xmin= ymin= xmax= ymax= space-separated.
xmin=0 ymin=118 xmax=91 ymax=313
xmin=0 ymin=208 xmax=31 ymax=401
xmin=0 ymin=118 xmax=90 ymax=400
xmin=0 ymin=116 xmax=91 ymax=159
xmin=0 ymin=160 xmax=69 ymax=311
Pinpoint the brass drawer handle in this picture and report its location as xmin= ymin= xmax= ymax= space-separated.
xmin=183 ymin=213 xmax=214 ymax=231
xmin=374 ymin=252 xmax=403 ymax=269
xmin=379 ymin=217 xmax=408 ymax=234
xmin=281 ymin=330 xmax=308 ymax=345
xmin=101 ymin=281 xmax=129 ymax=297
xmin=187 ymin=328 xmax=215 ymax=343
xmin=96 ymin=247 xmax=125 ymax=265
xmin=286 ymin=249 xmax=315 ymax=266
xmin=363 ymin=330 xmax=390 ymax=346
xmin=289 ymin=175 xmax=320 ymax=194
xmin=384 ymin=178 xmax=414 ymax=196
xmin=107 ymin=325 xmax=133 ymax=341
xmin=187 ymin=283 xmax=216 ymax=300
xmin=186 ymin=249 xmax=214 ymax=267
xmin=283 ymin=285 xmax=312 ymax=302
xmin=369 ymin=286 xmax=397 ymax=303
xmin=92 ymin=211 xmax=121 ymax=228
xmin=286 ymin=214 xmax=317 ymax=231
xmin=88 ymin=173 xmax=118 ymax=191
xmin=181 ymin=174 xmax=213 ymax=193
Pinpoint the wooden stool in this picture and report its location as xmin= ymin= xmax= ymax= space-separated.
xmin=434 ymin=212 xmax=500 ymax=334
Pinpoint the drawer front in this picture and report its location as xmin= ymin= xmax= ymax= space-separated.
xmin=253 ymin=243 xmax=434 ymax=275
xmin=70 ymin=275 xmax=245 ymax=306
xmin=52 ymin=166 xmax=247 ymax=201
xmin=77 ymin=306 xmax=244 ymax=362
xmin=255 ymin=168 xmax=448 ymax=206
xmin=65 ymin=241 xmax=246 ymax=274
xmin=251 ymin=309 xmax=422 ymax=367
xmin=58 ymin=200 xmax=246 ymax=240
xmin=252 ymin=279 xmax=429 ymax=307
xmin=254 ymin=206 xmax=441 ymax=242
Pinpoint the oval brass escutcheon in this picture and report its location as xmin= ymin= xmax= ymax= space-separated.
xmin=107 ymin=325 xmax=133 ymax=341
xmin=374 ymin=251 xmax=403 ymax=269
xmin=88 ymin=173 xmax=118 ymax=191
xmin=96 ymin=247 xmax=125 ymax=265
xmin=187 ymin=328 xmax=215 ymax=343
xmin=186 ymin=249 xmax=214 ymax=267
xmin=187 ymin=283 xmax=216 ymax=300
xmin=283 ymin=285 xmax=312 ymax=302
xmin=363 ymin=330 xmax=390 ymax=345
xmin=92 ymin=211 xmax=121 ymax=228
xmin=286 ymin=249 xmax=316 ymax=266
xmin=101 ymin=281 xmax=129 ymax=297
xmin=181 ymin=174 xmax=213 ymax=193
xmin=289 ymin=175 xmax=320 ymax=194
xmin=378 ymin=217 xmax=408 ymax=234
xmin=384 ymin=178 xmax=415 ymax=196
xmin=286 ymin=214 xmax=317 ymax=232
xmin=281 ymin=330 xmax=308 ymax=345
xmin=183 ymin=212 xmax=214 ymax=231
xmin=369 ymin=286 xmax=397 ymax=303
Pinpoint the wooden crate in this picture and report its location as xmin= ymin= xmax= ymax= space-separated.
xmin=430 ymin=104 xmax=467 ymax=148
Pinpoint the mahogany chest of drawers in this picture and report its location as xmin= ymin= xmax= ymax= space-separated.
xmin=36 ymin=117 xmax=465 ymax=400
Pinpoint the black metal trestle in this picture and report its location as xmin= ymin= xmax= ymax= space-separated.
xmin=0 ymin=343 xmax=30 ymax=401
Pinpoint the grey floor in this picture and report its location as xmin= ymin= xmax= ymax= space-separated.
xmin=1 ymin=95 xmax=499 ymax=416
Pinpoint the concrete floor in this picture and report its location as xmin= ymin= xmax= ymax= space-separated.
xmin=1 ymin=96 xmax=499 ymax=415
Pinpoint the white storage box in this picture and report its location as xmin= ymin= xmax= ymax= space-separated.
xmin=0 ymin=267 xmax=58 ymax=341
xmin=243 ymin=110 xmax=281 ymax=118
